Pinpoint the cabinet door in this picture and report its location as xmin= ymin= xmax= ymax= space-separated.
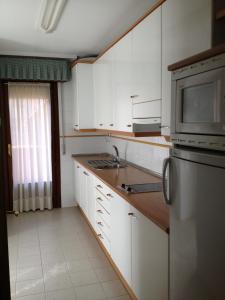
xmin=74 ymin=162 xmax=81 ymax=205
xmin=73 ymin=64 xmax=94 ymax=130
xmin=111 ymin=194 xmax=132 ymax=285
xmin=161 ymin=0 xmax=212 ymax=136
xmin=132 ymin=6 xmax=162 ymax=103
xmin=86 ymin=172 xmax=96 ymax=230
xmin=131 ymin=207 xmax=168 ymax=300
xmin=80 ymin=167 xmax=88 ymax=216
xmin=113 ymin=32 xmax=133 ymax=132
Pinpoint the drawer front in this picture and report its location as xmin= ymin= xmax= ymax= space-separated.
xmin=97 ymin=228 xmax=111 ymax=254
xmin=96 ymin=215 xmax=111 ymax=240
xmin=95 ymin=177 xmax=116 ymax=202
xmin=96 ymin=201 xmax=110 ymax=228
xmin=95 ymin=189 xmax=111 ymax=214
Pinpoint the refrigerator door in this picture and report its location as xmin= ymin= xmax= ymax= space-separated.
xmin=170 ymin=148 xmax=225 ymax=300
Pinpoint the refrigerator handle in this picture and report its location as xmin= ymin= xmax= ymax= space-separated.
xmin=162 ymin=157 xmax=171 ymax=205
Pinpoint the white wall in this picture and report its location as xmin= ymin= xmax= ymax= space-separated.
xmin=58 ymin=81 xmax=107 ymax=207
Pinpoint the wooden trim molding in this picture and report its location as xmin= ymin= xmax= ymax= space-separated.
xmin=76 ymin=128 xmax=97 ymax=133
xmin=70 ymin=58 xmax=96 ymax=68
xmin=60 ymin=134 xmax=106 ymax=138
xmin=78 ymin=206 xmax=138 ymax=300
xmin=168 ymin=42 xmax=225 ymax=71
xmin=70 ymin=0 xmax=166 ymax=67
xmin=110 ymin=135 xmax=171 ymax=149
xmin=96 ymin=128 xmax=162 ymax=137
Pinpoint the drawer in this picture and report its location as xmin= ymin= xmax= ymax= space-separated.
xmin=95 ymin=177 xmax=116 ymax=202
xmin=97 ymin=228 xmax=111 ymax=254
xmin=96 ymin=215 xmax=111 ymax=240
xmin=95 ymin=189 xmax=111 ymax=214
xmin=96 ymin=201 xmax=110 ymax=228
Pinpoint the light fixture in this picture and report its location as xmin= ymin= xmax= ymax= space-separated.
xmin=37 ymin=0 xmax=67 ymax=33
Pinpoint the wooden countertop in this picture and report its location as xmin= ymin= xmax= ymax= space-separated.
xmin=168 ymin=43 xmax=225 ymax=71
xmin=72 ymin=154 xmax=169 ymax=233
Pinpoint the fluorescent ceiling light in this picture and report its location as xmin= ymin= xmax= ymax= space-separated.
xmin=37 ymin=0 xmax=67 ymax=33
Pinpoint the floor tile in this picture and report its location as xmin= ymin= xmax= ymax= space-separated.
xmin=16 ymin=294 xmax=45 ymax=300
xmin=75 ymin=283 xmax=107 ymax=300
xmin=17 ymin=266 xmax=43 ymax=282
xmin=94 ymin=267 xmax=118 ymax=282
xmin=45 ymin=288 xmax=77 ymax=300
xmin=70 ymin=269 xmax=99 ymax=287
xmin=90 ymin=257 xmax=111 ymax=269
xmin=16 ymin=279 xmax=44 ymax=297
xmin=44 ymin=273 xmax=72 ymax=292
xmin=67 ymin=258 xmax=92 ymax=273
xmin=102 ymin=280 xmax=127 ymax=298
xmin=17 ymin=254 xmax=42 ymax=269
xmin=43 ymin=262 xmax=68 ymax=277
xmin=109 ymin=296 xmax=131 ymax=300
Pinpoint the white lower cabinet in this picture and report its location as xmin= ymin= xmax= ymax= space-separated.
xmin=131 ymin=207 xmax=168 ymax=300
xmin=74 ymin=162 xmax=81 ymax=205
xmin=74 ymin=164 xmax=168 ymax=299
xmin=111 ymin=193 xmax=132 ymax=286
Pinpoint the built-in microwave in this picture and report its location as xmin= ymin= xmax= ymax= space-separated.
xmin=171 ymin=53 xmax=225 ymax=151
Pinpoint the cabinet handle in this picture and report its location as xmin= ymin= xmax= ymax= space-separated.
xmin=83 ymin=171 xmax=89 ymax=176
xmin=160 ymin=125 xmax=170 ymax=129
xmin=97 ymin=209 xmax=103 ymax=214
xmin=97 ymin=197 xmax=103 ymax=202
xmin=97 ymin=233 xmax=104 ymax=239
xmin=109 ymin=124 xmax=114 ymax=127
xmin=127 ymin=124 xmax=132 ymax=127
xmin=99 ymin=124 xmax=103 ymax=126
xmin=130 ymin=95 xmax=139 ymax=99
xmin=97 ymin=221 xmax=103 ymax=226
xmin=74 ymin=125 xmax=78 ymax=127
xmin=128 ymin=212 xmax=134 ymax=216
xmin=106 ymin=193 xmax=113 ymax=198
xmin=77 ymin=166 xmax=80 ymax=169
xmin=97 ymin=185 xmax=103 ymax=189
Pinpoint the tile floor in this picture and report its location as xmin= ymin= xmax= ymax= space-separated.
xmin=7 ymin=207 xmax=131 ymax=300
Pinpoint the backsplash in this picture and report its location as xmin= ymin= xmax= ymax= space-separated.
xmin=105 ymin=136 xmax=170 ymax=176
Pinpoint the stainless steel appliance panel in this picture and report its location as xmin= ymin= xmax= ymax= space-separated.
xmin=168 ymin=148 xmax=225 ymax=300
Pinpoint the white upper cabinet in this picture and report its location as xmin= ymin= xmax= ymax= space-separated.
xmin=131 ymin=207 xmax=168 ymax=300
xmin=161 ymin=0 xmax=212 ymax=136
xmin=93 ymin=49 xmax=115 ymax=130
xmin=131 ymin=6 xmax=162 ymax=104
xmin=113 ymin=32 xmax=133 ymax=132
xmin=72 ymin=63 xmax=94 ymax=130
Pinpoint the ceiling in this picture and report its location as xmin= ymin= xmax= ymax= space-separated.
xmin=0 ymin=0 xmax=156 ymax=59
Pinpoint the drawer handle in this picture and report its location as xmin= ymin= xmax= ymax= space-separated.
xmin=127 ymin=124 xmax=132 ymax=127
xmin=83 ymin=171 xmax=89 ymax=176
xmin=99 ymin=124 xmax=103 ymax=126
xmin=109 ymin=124 xmax=114 ymax=127
xmin=97 ymin=233 xmax=104 ymax=239
xmin=97 ymin=197 xmax=103 ymax=202
xmin=130 ymin=95 xmax=139 ymax=98
xmin=97 ymin=185 xmax=103 ymax=189
xmin=97 ymin=209 xmax=103 ymax=214
xmin=160 ymin=125 xmax=170 ymax=129
xmin=106 ymin=193 xmax=113 ymax=198
xmin=97 ymin=221 xmax=103 ymax=226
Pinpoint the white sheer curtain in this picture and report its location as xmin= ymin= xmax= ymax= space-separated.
xmin=9 ymin=83 xmax=52 ymax=212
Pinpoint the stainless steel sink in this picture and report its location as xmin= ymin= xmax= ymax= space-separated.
xmin=87 ymin=159 xmax=126 ymax=170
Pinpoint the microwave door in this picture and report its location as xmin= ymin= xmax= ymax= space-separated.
xmin=169 ymin=150 xmax=225 ymax=300
xmin=175 ymin=67 xmax=225 ymax=135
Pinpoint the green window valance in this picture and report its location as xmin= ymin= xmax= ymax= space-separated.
xmin=0 ymin=56 xmax=71 ymax=82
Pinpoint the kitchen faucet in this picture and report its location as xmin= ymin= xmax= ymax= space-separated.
xmin=112 ymin=145 xmax=120 ymax=164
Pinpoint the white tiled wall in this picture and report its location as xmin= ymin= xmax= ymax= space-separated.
xmin=105 ymin=136 xmax=170 ymax=175
xmin=59 ymin=82 xmax=170 ymax=207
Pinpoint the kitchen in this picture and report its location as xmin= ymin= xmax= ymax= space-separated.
xmin=0 ymin=0 xmax=224 ymax=299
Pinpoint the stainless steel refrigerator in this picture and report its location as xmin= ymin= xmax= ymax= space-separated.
xmin=164 ymin=52 xmax=225 ymax=299
xmin=163 ymin=147 xmax=225 ymax=300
